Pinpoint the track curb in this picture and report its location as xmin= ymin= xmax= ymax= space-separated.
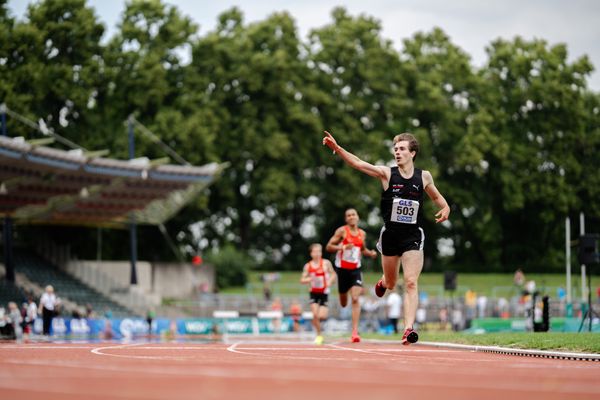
xmin=365 ymin=339 xmax=600 ymax=361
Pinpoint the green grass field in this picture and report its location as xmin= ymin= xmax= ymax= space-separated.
xmin=362 ymin=332 xmax=600 ymax=353
xmin=224 ymin=270 xmax=600 ymax=299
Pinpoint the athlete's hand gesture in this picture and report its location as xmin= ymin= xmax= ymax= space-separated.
xmin=435 ymin=205 xmax=450 ymax=223
xmin=323 ymin=131 xmax=338 ymax=153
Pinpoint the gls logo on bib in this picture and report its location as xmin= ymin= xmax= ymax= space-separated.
xmin=390 ymin=198 xmax=419 ymax=224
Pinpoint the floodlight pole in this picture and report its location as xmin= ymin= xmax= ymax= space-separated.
xmin=128 ymin=115 xmax=138 ymax=285
xmin=1 ymin=104 xmax=14 ymax=283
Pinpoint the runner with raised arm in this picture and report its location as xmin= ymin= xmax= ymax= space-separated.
xmin=322 ymin=131 xmax=450 ymax=344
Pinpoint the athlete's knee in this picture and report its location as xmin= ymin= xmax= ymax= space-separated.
xmin=405 ymin=278 xmax=418 ymax=292
xmin=351 ymin=295 xmax=360 ymax=304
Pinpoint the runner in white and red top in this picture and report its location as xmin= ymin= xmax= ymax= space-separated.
xmin=326 ymin=209 xmax=377 ymax=343
xmin=300 ymin=243 xmax=335 ymax=344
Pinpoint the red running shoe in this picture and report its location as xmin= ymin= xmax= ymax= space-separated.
xmin=351 ymin=330 xmax=361 ymax=343
xmin=401 ymin=328 xmax=418 ymax=345
xmin=374 ymin=279 xmax=386 ymax=297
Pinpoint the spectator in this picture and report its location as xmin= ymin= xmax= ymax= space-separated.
xmin=386 ymin=287 xmax=402 ymax=334
xmin=38 ymin=285 xmax=59 ymax=336
xmin=262 ymin=274 xmax=272 ymax=302
xmin=497 ymin=297 xmax=510 ymax=318
xmin=557 ymin=287 xmax=566 ymax=304
xmin=289 ymin=299 xmax=303 ymax=333
xmin=525 ymin=280 xmax=536 ymax=295
xmin=26 ymin=297 xmax=37 ymax=336
xmin=513 ymin=268 xmax=525 ymax=288
xmin=415 ymin=307 xmax=427 ymax=330
xmin=0 ymin=306 xmax=12 ymax=338
xmin=270 ymin=297 xmax=283 ymax=333
xmin=477 ymin=295 xmax=488 ymax=318
xmin=85 ymin=303 xmax=96 ymax=319
xmin=146 ymin=309 xmax=156 ymax=336
xmin=8 ymin=302 xmax=23 ymax=340
xmin=438 ymin=307 xmax=449 ymax=331
xmin=20 ymin=302 xmax=28 ymax=334
xmin=361 ymin=291 xmax=382 ymax=333
xmin=465 ymin=289 xmax=477 ymax=328
xmin=514 ymin=268 xmax=526 ymax=297
xmin=451 ymin=308 xmax=464 ymax=331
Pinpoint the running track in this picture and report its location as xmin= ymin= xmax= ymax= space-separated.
xmin=1 ymin=339 xmax=599 ymax=399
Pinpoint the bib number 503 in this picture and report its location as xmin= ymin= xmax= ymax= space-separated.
xmin=390 ymin=198 xmax=419 ymax=224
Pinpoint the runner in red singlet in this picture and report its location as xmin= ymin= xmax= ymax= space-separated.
xmin=326 ymin=209 xmax=377 ymax=343
xmin=300 ymin=243 xmax=335 ymax=345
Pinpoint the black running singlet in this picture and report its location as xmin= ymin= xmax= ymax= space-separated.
xmin=380 ymin=167 xmax=424 ymax=231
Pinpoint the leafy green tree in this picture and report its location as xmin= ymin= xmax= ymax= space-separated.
xmin=1 ymin=0 xmax=104 ymax=142
xmin=464 ymin=37 xmax=596 ymax=271
xmin=183 ymin=8 xmax=326 ymax=269
xmin=205 ymin=245 xmax=250 ymax=289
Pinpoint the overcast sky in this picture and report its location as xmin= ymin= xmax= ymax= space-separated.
xmin=8 ymin=0 xmax=600 ymax=90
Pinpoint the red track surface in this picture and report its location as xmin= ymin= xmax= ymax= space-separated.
xmin=1 ymin=339 xmax=599 ymax=399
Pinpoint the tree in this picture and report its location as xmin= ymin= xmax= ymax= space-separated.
xmin=1 ymin=0 xmax=104 ymax=142
xmin=465 ymin=37 xmax=596 ymax=271
xmin=183 ymin=8 xmax=326 ymax=268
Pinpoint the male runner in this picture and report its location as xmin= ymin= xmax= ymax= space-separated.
xmin=323 ymin=131 xmax=450 ymax=345
xmin=300 ymin=243 xmax=336 ymax=345
xmin=326 ymin=208 xmax=378 ymax=343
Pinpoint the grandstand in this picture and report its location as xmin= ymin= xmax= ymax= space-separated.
xmin=0 ymin=277 xmax=25 ymax=308
xmin=0 ymin=107 xmax=226 ymax=324
xmin=12 ymin=249 xmax=134 ymax=317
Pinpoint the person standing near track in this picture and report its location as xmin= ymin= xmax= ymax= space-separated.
xmin=323 ymin=131 xmax=450 ymax=345
xmin=326 ymin=208 xmax=378 ymax=343
xmin=300 ymin=243 xmax=336 ymax=345
xmin=39 ymin=285 xmax=59 ymax=336
xmin=386 ymin=286 xmax=402 ymax=334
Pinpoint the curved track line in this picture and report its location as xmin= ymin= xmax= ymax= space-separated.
xmin=226 ymin=341 xmax=387 ymax=362
xmin=90 ymin=342 xmax=191 ymax=360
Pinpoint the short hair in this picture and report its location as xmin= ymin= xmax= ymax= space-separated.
xmin=393 ymin=133 xmax=419 ymax=160
xmin=308 ymin=243 xmax=322 ymax=252
xmin=345 ymin=208 xmax=360 ymax=217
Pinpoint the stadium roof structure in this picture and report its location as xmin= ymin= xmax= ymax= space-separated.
xmin=0 ymin=135 xmax=226 ymax=228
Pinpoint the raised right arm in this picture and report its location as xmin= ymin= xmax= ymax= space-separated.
xmin=323 ymin=131 xmax=389 ymax=185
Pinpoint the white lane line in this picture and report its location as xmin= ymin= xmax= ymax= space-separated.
xmin=226 ymin=342 xmax=248 ymax=355
xmin=90 ymin=342 xmax=191 ymax=360
xmin=226 ymin=341 xmax=374 ymax=361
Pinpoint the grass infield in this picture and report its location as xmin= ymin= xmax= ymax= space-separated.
xmin=361 ymin=331 xmax=600 ymax=354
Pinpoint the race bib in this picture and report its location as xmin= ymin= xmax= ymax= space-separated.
xmin=390 ymin=198 xmax=419 ymax=224
xmin=311 ymin=275 xmax=325 ymax=289
xmin=342 ymin=246 xmax=360 ymax=263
